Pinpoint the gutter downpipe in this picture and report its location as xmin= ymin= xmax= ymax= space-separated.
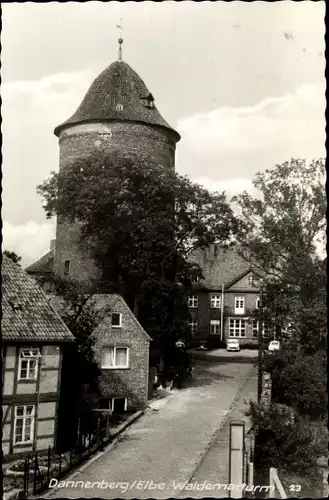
xmin=220 ymin=283 xmax=224 ymax=343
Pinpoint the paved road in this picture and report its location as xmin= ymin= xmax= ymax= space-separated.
xmin=43 ymin=357 xmax=256 ymax=499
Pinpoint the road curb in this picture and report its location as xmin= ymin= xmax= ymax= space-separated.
xmin=173 ymin=365 xmax=256 ymax=498
xmin=34 ymin=410 xmax=145 ymax=499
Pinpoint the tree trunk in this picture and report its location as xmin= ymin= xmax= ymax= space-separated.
xmin=133 ymin=297 xmax=139 ymax=319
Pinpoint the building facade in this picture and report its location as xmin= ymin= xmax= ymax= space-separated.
xmin=2 ymin=256 xmax=74 ymax=460
xmin=50 ymin=293 xmax=151 ymax=413
xmin=188 ymin=245 xmax=264 ymax=348
xmin=89 ymin=295 xmax=151 ymax=411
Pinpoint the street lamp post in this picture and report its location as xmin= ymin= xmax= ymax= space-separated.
xmin=257 ymin=280 xmax=264 ymax=403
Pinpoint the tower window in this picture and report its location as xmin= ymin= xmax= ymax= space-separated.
xmin=140 ymin=93 xmax=155 ymax=109
xmin=64 ymin=260 xmax=71 ymax=276
xmin=116 ymin=104 xmax=123 ymax=111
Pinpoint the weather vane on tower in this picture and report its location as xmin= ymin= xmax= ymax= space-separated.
xmin=116 ymin=18 xmax=124 ymax=61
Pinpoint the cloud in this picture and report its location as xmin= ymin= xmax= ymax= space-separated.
xmin=176 ymin=82 xmax=325 ymax=179
xmin=2 ymin=70 xmax=97 ymax=226
xmin=193 ymin=176 xmax=256 ymax=196
xmin=2 ymin=220 xmax=56 ymax=268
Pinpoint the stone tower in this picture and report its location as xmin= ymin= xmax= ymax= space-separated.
xmin=53 ymin=44 xmax=180 ymax=283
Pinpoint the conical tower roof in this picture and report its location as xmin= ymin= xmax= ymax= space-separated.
xmin=54 ymin=61 xmax=180 ymax=141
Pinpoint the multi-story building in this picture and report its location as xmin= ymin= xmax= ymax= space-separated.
xmin=1 ymin=256 xmax=74 ymax=460
xmin=188 ymin=245 xmax=264 ymax=348
xmin=50 ymin=293 xmax=151 ymax=413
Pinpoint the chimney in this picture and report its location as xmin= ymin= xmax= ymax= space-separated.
xmin=50 ymin=239 xmax=56 ymax=250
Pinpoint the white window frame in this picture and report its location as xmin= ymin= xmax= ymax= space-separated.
xmin=252 ymin=320 xmax=259 ymax=338
xmin=18 ymin=348 xmax=41 ymax=381
xmin=210 ymin=294 xmax=221 ymax=308
xmin=191 ymin=276 xmax=200 ymax=284
xmin=229 ymin=318 xmax=246 ymax=338
xmin=111 ymin=397 xmax=128 ymax=412
xmin=188 ymin=296 xmax=198 ymax=308
xmin=189 ymin=320 xmax=198 ymax=335
xmin=101 ymin=346 xmax=129 ymax=369
xmin=234 ymin=296 xmax=245 ymax=314
xmin=111 ymin=312 xmax=122 ymax=328
xmin=14 ymin=405 xmax=35 ymax=444
xmin=252 ymin=320 xmax=268 ymax=337
xmin=255 ymin=297 xmax=260 ymax=309
xmin=248 ymin=274 xmax=254 ymax=287
xmin=210 ymin=320 xmax=220 ymax=335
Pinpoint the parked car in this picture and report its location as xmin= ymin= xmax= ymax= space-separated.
xmin=268 ymin=340 xmax=280 ymax=352
xmin=197 ymin=341 xmax=210 ymax=351
xmin=227 ymin=339 xmax=240 ymax=352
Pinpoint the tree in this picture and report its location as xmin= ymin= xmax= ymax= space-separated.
xmin=247 ymin=401 xmax=325 ymax=480
xmin=3 ymin=250 xmax=22 ymax=265
xmin=233 ymin=158 xmax=326 ymax=351
xmin=264 ymin=347 xmax=327 ymax=421
xmin=51 ymin=277 xmax=102 ymax=450
xmin=37 ymin=151 xmax=239 ymax=378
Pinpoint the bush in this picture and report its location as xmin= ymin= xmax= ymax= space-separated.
xmin=247 ymin=401 xmax=324 ymax=479
xmin=264 ymin=347 xmax=327 ymax=421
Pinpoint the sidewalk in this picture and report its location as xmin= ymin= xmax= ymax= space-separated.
xmin=178 ymin=366 xmax=258 ymax=498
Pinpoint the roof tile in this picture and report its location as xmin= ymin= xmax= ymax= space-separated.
xmin=54 ymin=61 xmax=180 ymax=141
xmin=2 ymin=256 xmax=74 ymax=343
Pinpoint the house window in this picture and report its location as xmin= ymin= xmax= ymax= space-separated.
xmin=256 ymin=297 xmax=260 ymax=309
xmin=234 ymin=296 xmax=245 ymax=314
xmin=252 ymin=320 xmax=259 ymax=338
xmin=111 ymin=313 xmax=122 ymax=328
xmin=188 ymin=296 xmax=198 ymax=308
xmin=252 ymin=321 xmax=268 ymax=338
xmin=229 ymin=318 xmax=246 ymax=337
xmin=101 ymin=347 xmax=129 ymax=369
xmin=248 ymin=274 xmax=254 ymax=287
xmin=14 ymin=405 xmax=35 ymax=444
xmin=111 ymin=397 xmax=127 ymax=413
xmin=19 ymin=348 xmax=41 ymax=380
xmin=100 ymin=397 xmax=127 ymax=413
xmin=189 ymin=320 xmax=198 ymax=335
xmin=210 ymin=320 xmax=220 ymax=335
xmin=116 ymin=103 xmax=123 ymax=111
xmin=210 ymin=294 xmax=221 ymax=308
xmin=64 ymin=260 xmax=70 ymax=276
xmin=191 ymin=275 xmax=200 ymax=284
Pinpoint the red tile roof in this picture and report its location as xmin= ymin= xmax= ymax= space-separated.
xmin=54 ymin=61 xmax=180 ymax=141
xmin=2 ymin=256 xmax=74 ymax=343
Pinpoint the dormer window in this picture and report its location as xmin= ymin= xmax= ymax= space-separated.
xmin=140 ymin=93 xmax=155 ymax=109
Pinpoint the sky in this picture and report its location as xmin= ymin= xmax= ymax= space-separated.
xmin=2 ymin=1 xmax=326 ymax=266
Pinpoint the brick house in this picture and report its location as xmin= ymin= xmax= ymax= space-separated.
xmin=88 ymin=294 xmax=151 ymax=412
xmin=1 ymin=256 xmax=74 ymax=460
xmin=51 ymin=293 xmax=151 ymax=413
xmin=188 ymin=245 xmax=264 ymax=348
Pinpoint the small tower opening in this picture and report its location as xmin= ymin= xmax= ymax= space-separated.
xmin=140 ymin=93 xmax=155 ymax=109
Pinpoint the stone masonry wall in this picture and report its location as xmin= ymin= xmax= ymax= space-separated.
xmin=91 ymin=298 xmax=150 ymax=411
xmin=54 ymin=121 xmax=177 ymax=284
